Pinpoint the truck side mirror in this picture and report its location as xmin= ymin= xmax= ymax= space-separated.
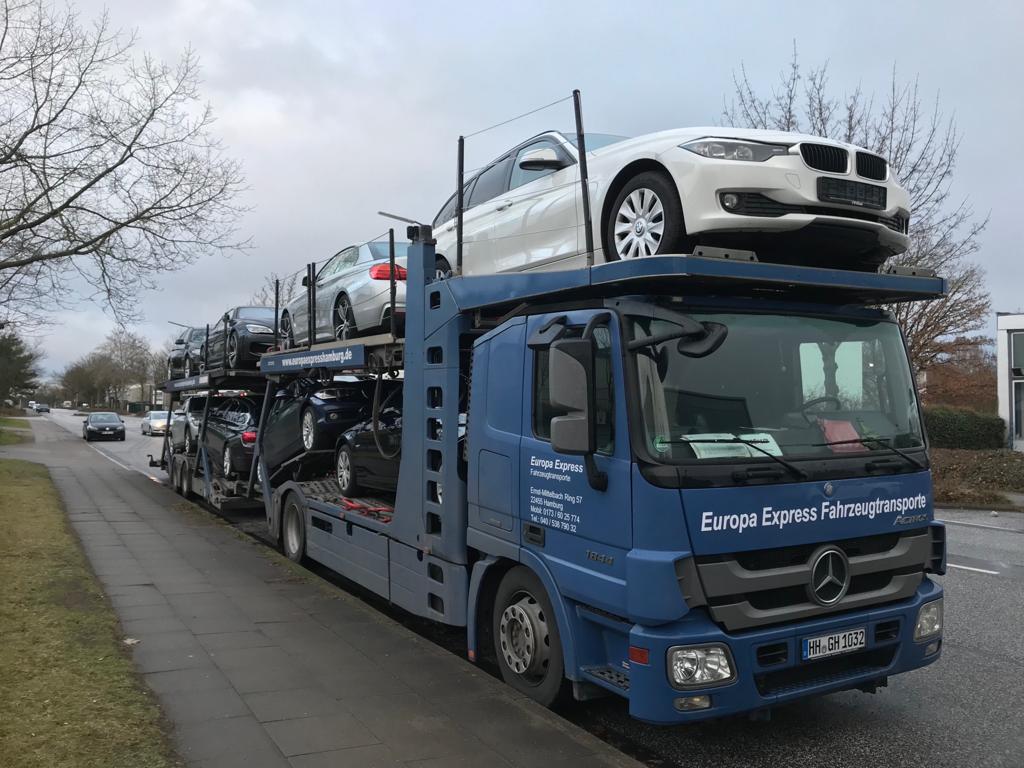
xmin=549 ymin=338 xmax=595 ymax=456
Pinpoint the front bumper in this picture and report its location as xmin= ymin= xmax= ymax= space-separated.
xmin=624 ymin=578 xmax=942 ymax=723
xmin=237 ymin=333 xmax=277 ymax=365
xmin=88 ymin=430 xmax=125 ymax=440
xmin=657 ymin=146 xmax=910 ymax=254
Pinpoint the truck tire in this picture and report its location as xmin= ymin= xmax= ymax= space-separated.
xmin=282 ymin=495 xmax=306 ymax=563
xmin=492 ymin=566 xmax=567 ymax=707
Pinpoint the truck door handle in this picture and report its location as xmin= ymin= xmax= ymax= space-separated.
xmin=523 ymin=523 xmax=545 ymax=547
xmin=494 ymin=199 xmax=514 ymax=211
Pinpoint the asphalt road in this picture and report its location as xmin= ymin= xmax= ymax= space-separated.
xmin=38 ymin=407 xmax=1024 ymax=767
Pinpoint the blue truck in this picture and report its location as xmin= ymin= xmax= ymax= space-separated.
xmin=240 ymin=227 xmax=948 ymax=723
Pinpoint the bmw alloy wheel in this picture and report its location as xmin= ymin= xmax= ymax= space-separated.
xmin=614 ymin=187 xmax=665 ymax=258
xmin=223 ymin=447 xmax=232 ymax=478
xmin=227 ymin=333 xmax=239 ymax=368
xmin=336 ymin=449 xmax=351 ymax=492
xmin=301 ymin=410 xmax=316 ymax=451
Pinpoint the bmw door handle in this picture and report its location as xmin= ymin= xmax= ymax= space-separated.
xmin=494 ymin=199 xmax=514 ymax=211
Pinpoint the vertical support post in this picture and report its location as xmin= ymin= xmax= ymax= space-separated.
xmin=274 ymin=279 xmax=280 ymax=348
xmin=204 ymin=325 xmax=209 ymax=372
xmin=221 ymin=314 xmax=228 ymax=370
xmin=194 ymin=393 xmax=213 ymax=484
xmin=307 ymin=262 xmax=316 ymax=350
xmin=456 ymin=135 xmax=465 ymax=276
xmin=247 ymin=379 xmax=276 ymax=499
xmin=573 ymin=88 xmax=595 ymax=266
xmin=160 ymin=390 xmax=174 ymax=471
xmin=389 ymin=228 xmax=397 ymax=337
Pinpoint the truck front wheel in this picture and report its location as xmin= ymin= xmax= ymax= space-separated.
xmin=492 ymin=566 xmax=567 ymax=706
xmin=282 ymin=496 xmax=306 ymax=563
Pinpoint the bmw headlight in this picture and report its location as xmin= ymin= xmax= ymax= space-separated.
xmin=246 ymin=323 xmax=274 ymax=334
xmin=681 ymin=138 xmax=791 ymax=162
xmin=668 ymin=644 xmax=736 ymax=688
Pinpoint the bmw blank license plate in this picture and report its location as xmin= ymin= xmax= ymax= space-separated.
xmin=802 ymin=628 xmax=866 ymax=661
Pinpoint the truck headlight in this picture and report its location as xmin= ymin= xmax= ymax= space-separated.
xmin=681 ymin=138 xmax=791 ymax=162
xmin=914 ymin=598 xmax=943 ymax=641
xmin=668 ymin=644 xmax=735 ymax=688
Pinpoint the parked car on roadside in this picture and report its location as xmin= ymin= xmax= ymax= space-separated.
xmin=170 ymin=395 xmax=229 ymax=455
xmin=280 ymin=241 xmax=417 ymax=348
xmin=82 ymin=412 xmax=125 ymax=441
xmin=261 ymin=378 xmax=375 ymax=473
xmin=141 ymin=410 xmax=170 ymax=436
xmin=334 ymin=380 xmax=403 ymax=497
xmin=203 ymin=395 xmax=264 ymax=479
xmin=167 ymin=326 xmax=209 ymax=379
xmin=34 ymin=403 xmax=50 ymax=413
xmin=203 ymin=307 xmax=278 ymax=370
xmin=432 ymin=129 xmax=910 ymax=274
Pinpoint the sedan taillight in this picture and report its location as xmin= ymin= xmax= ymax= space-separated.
xmin=368 ymin=263 xmax=407 ymax=281
xmin=241 ymin=430 xmax=257 ymax=446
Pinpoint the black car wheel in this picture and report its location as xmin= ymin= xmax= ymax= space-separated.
xmin=185 ymin=355 xmax=195 ymax=378
xmin=435 ymin=255 xmax=453 ymax=280
xmin=301 ymin=409 xmax=318 ymax=452
xmin=334 ymin=295 xmax=357 ymax=341
xmin=336 ymin=443 xmax=358 ymax=497
xmin=493 ymin=566 xmax=567 ymax=707
xmin=281 ymin=313 xmax=295 ymax=349
xmin=604 ymin=170 xmax=687 ymax=260
xmin=227 ymin=332 xmax=240 ymax=368
xmin=184 ymin=428 xmax=195 ymax=456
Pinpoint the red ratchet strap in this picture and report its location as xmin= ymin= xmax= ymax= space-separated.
xmin=339 ymin=498 xmax=393 ymax=514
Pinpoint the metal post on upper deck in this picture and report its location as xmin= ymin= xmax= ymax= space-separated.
xmin=273 ymin=278 xmax=280 ymax=348
xmin=573 ymin=89 xmax=595 ymax=267
xmin=388 ymin=228 xmax=397 ymax=337
xmin=456 ymin=135 xmax=465 ymax=276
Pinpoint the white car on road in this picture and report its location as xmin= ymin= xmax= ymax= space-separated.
xmin=432 ymin=128 xmax=910 ymax=273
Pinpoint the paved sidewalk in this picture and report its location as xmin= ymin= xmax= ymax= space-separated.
xmin=3 ymin=419 xmax=640 ymax=768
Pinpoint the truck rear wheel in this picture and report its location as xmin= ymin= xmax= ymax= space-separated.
xmin=282 ymin=496 xmax=306 ymax=563
xmin=492 ymin=566 xmax=567 ymax=707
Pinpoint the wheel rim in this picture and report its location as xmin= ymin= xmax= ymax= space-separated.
xmin=301 ymin=411 xmax=315 ymax=450
xmin=282 ymin=316 xmax=293 ymax=349
xmin=185 ymin=431 xmax=192 ymax=454
xmin=337 ymin=450 xmax=351 ymax=492
xmin=227 ymin=335 xmax=238 ymax=367
xmin=285 ymin=505 xmax=301 ymax=556
xmin=499 ymin=592 xmax=551 ymax=682
xmin=223 ymin=448 xmax=231 ymax=477
xmin=614 ymin=187 xmax=665 ymax=258
xmin=335 ymin=299 xmax=354 ymax=340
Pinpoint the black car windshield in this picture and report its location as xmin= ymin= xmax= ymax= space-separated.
xmin=90 ymin=413 xmax=120 ymax=424
xmin=627 ymin=308 xmax=923 ymax=465
xmin=237 ymin=307 xmax=276 ymax=322
xmin=563 ymin=132 xmax=629 ymax=151
xmin=366 ymin=242 xmax=410 ymax=261
xmin=189 ymin=329 xmax=205 ymax=342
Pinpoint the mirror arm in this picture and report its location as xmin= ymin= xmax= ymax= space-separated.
xmin=584 ymin=455 xmax=607 ymax=491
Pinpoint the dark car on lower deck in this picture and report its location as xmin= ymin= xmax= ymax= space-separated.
xmin=203 ymin=395 xmax=264 ymax=479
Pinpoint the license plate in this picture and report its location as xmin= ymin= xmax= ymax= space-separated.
xmin=802 ymin=627 xmax=866 ymax=660
xmin=817 ymin=177 xmax=886 ymax=210
xmin=103 ymin=430 xmax=113 ymax=434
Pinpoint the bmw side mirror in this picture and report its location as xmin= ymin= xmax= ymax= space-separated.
xmin=519 ymin=147 xmax=568 ymax=172
xmin=301 ymin=275 xmax=309 ymax=287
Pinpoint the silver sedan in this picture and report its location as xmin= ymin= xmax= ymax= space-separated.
xmin=280 ymin=242 xmax=411 ymax=346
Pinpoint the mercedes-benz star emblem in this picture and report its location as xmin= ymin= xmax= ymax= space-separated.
xmin=807 ymin=547 xmax=850 ymax=606
xmin=823 ymin=481 xmax=834 ymax=497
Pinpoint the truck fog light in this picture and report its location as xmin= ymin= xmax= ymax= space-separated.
xmin=674 ymin=694 xmax=711 ymax=711
xmin=721 ymin=193 xmax=740 ymax=210
xmin=668 ymin=644 xmax=735 ymax=688
xmin=914 ymin=598 xmax=943 ymax=641
xmin=925 ymin=640 xmax=940 ymax=656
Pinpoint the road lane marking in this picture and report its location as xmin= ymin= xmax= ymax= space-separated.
xmin=937 ymin=518 xmax=1024 ymax=534
xmin=947 ymin=563 xmax=1000 ymax=575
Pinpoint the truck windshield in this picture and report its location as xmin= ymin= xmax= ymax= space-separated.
xmin=627 ymin=309 xmax=924 ymax=465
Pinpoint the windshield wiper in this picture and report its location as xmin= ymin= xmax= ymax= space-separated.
xmin=810 ymin=437 xmax=926 ymax=471
xmin=663 ymin=437 xmax=807 ymax=480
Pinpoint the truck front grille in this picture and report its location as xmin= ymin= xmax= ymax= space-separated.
xmin=694 ymin=531 xmax=930 ymax=631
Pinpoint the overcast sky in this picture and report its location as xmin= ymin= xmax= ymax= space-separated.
xmin=36 ymin=0 xmax=1024 ymax=375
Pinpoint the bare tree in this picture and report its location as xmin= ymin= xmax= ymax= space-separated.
xmin=724 ymin=46 xmax=989 ymax=371
xmin=250 ymin=270 xmax=302 ymax=307
xmin=98 ymin=327 xmax=150 ymax=405
xmin=0 ymin=1 xmax=247 ymax=329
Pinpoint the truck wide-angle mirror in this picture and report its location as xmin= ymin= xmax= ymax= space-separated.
xmin=549 ymin=337 xmax=596 ymax=455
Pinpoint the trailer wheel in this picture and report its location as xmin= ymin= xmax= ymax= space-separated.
xmin=492 ymin=566 xmax=567 ymax=707
xmin=282 ymin=496 xmax=306 ymax=562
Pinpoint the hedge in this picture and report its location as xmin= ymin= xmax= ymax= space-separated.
xmin=923 ymin=406 xmax=1006 ymax=450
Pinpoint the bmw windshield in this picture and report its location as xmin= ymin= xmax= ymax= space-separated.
xmin=626 ymin=305 xmax=924 ymax=475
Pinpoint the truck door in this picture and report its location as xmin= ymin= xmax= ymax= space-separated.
xmin=519 ymin=311 xmax=632 ymax=613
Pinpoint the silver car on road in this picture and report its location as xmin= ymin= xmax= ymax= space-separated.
xmin=280 ymin=241 xmax=412 ymax=347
